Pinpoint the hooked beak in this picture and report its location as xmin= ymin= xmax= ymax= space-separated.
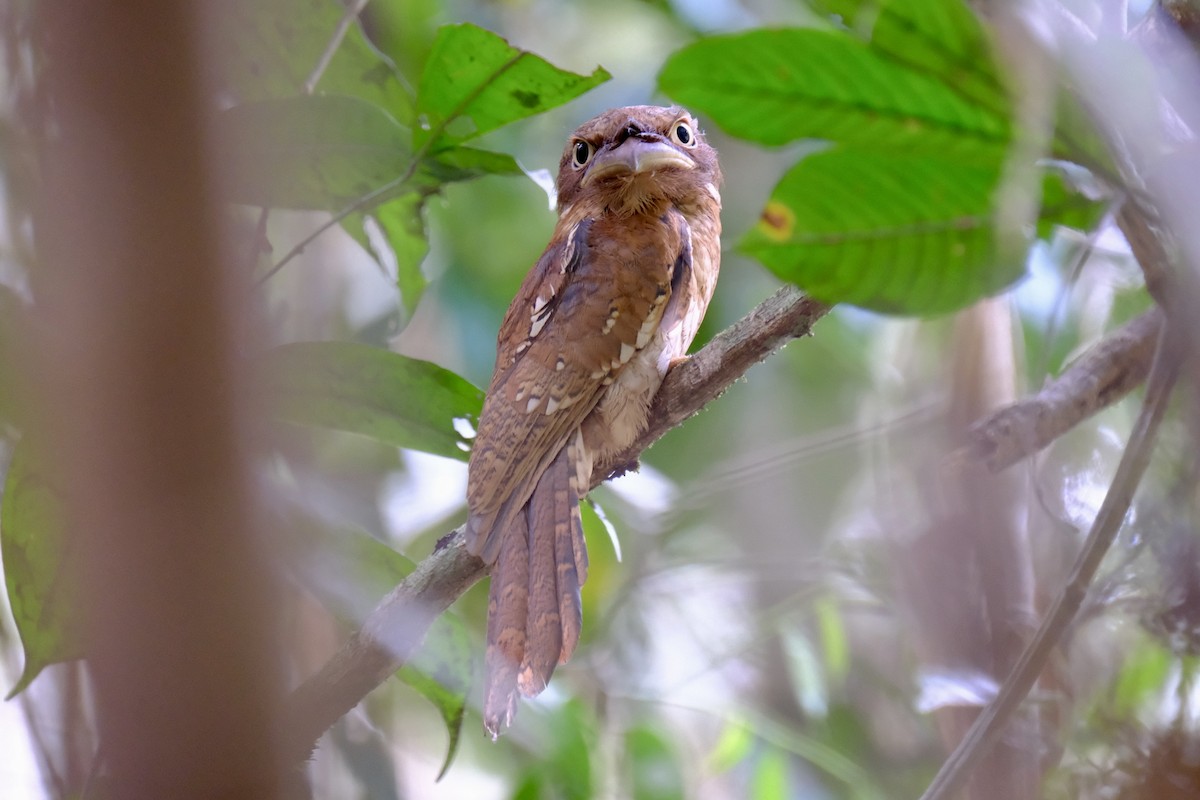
xmin=581 ymin=138 xmax=694 ymax=187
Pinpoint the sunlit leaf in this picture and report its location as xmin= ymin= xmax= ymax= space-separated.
xmin=659 ymin=28 xmax=1008 ymax=160
xmin=810 ymin=0 xmax=1005 ymax=117
xmin=415 ymin=23 xmax=610 ymax=149
xmin=265 ymin=342 xmax=483 ymax=461
xmin=740 ymin=148 xmax=1010 ymax=314
xmin=365 ymin=193 xmax=430 ymax=319
xmin=815 ymin=596 xmax=849 ymax=683
xmin=708 ymin=720 xmax=754 ymax=773
xmin=1110 ymin=639 xmax=1171 ymax=717
xmin=751 ymin=748 xmax=790 ymax=800
xmin=625 ymin=724 xmax=685 ymax=800
xmin=1 ymin=445 xmax=82 ymax=698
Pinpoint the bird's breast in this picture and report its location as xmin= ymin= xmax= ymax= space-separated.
xmin=581 ymin=200 xmax=721 ymax=464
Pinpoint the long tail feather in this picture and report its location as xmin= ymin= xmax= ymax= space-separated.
xmin=519 ymin=447 xmax=568 ymax=696
xmin=483 ymin=514 xmax=529 ymax=739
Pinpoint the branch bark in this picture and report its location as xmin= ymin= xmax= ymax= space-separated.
xmin=920 ymin=320 xmax=1180 ymax=800
xmin=967 ymin=307 xmax=1164 ymax=471
xmin=282 ymin=285 xmax=830 ymax=760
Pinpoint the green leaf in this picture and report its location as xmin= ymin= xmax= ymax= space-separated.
xmin=290 ymin=520 xmax=470 ymax=778
xmin=415 ymin=23 xmax=610 ymax=148
xmin=510 ymin=772 xmax=546 ymax=800
xmin=1110 ymin=640 xmax=1171 ymax=717
xmin=815 ymin=596 xmax=849 ymax=684
xmin=361 ymin=194 xmax=431 ymax=320
xmin=220 ymin=0 xmax=414 ymax=123
xmin=751 ymin=748 xmax=790 ymax=800
xmin=424 ymin=146 xmax=524 ymax=183
xmin=740 ymin=148 xmax=1014 ymax=314
xmin=542 ymin=700 xmax=595 ymax=800
xmin=659 ymin=28 xmax=1009 ymax=160
xmin=219 ymin=95 xmax=411 ymax=211
xmin=265 ymin=342 xmax=483 ymax=460
xmin=809 ymin=0 xmax=1006 ymax=117
xmin=625 ymin=724 xmax=685 ymax=800
xmin=1038 ymin=166 xmax=1107 ymax=237
xmin=708 ymin=719 xmax=754 ymax=773
xmin=2 ymin=445 xmax=82 ymax=698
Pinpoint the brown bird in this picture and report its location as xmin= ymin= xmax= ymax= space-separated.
xmin=465 ymin=105 xmax=722 ymax=736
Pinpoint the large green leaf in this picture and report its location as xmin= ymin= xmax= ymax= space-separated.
xmin=1 ymin=445 xmax=82 ymax=698
xmin=220 ymin=0 xmax=414 ymax=124
xmin=810 ymin=0 xmax=1006 ymax=117
xmin=290 ymin=519 xmax=470 ymax=778
xmin=659 ymin=28 xmax=1009 ymax=160
xmin=415 ymin=23 xmax=610 ymax=149
xmin=219 ymin=95 xmax=411 ymax=210
xmin=266 ymin=342 xmax=483 ymax=461
xmin=740 ymin=148 xmax=1010 ymax=314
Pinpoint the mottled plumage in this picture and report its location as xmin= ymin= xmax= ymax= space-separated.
xmin=465 ymin=106 xmax=722 ymax=736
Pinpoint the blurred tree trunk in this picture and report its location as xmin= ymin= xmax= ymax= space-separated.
xmin=899 ymin=300 xmax=1041 ymax=800
xmin=29 ymin=2 xmax=287 ymax=797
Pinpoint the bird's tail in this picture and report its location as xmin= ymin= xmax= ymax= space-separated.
xmin=483 ymin=435 xmax=589 ymax=738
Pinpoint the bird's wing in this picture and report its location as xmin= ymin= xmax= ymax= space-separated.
xmin=466 ymin=211 xmax=686 ymax=561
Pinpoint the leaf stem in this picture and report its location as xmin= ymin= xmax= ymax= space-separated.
xmin=257 ymin=51 xmax=526 ymax=286
xmin=303 ymin=0 xmax=372 ymax=96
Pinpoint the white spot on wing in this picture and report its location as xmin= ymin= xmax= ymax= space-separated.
xmin=526 ymin=396 xmax=541 ymax=413
xmin=529 ymin=314 xmax=549 ymax=338
xmin=619 ymin=342 xmax=635 ymax=363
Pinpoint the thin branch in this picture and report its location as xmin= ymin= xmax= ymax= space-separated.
xmin=282 ymin=285 xmax=831 ymax=760
xmin=303 ymin=0 xmax=371 ymax=96
xmin=967 ymin=307 xmax=1163 ymax=471
xmin=919 ymin=320 xmax=1180 ymax=800
xmin=259 ymin=53 xmax=525 ymax=286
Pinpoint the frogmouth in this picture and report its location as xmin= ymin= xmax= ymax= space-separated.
xmin=465 ymin=105 xmax=722 ymax=737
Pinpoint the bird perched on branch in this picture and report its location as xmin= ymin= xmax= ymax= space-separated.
xmin=465 ymin=105 xmax=722 ymax=736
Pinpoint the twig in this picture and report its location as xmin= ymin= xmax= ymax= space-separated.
xmin=281 ymin=285 xmax=831 ymax=760
xmin=259 ymin=53 xmax=525 ymax=286
xmin=303 ymin=0 xmax=371 ymax=96
xmin=967 ymin=307 xmax=1163 ymax=471
xmin=919 ymin=320 xmax=1180 ymax=800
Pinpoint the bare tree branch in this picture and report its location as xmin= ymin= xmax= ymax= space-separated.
xmin=282 ymin=285 xmax=831 ymax=760
xmin=920 ymin=319 xmax=1180 ymax=800
xmin=967 ymin=307 xmax=1163 ymax=472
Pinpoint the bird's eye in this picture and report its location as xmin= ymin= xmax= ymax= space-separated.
xmin=572 ymin=140 xmax=593 ymax=168
xmin=671 ymin=120 xmax=696 ymax=147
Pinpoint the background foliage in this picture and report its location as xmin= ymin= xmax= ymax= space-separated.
xmin=0 ymin=0 xmax=1192 ymax=798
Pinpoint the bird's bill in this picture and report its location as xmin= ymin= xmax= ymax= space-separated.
xmin=581 ymin=138 xmax=694 ymax=186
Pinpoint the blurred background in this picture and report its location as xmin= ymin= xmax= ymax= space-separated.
xmin=2 ymin=0 xmax=1196 ymax=798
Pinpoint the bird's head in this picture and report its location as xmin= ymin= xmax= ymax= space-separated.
xmin=555 ymin=105 xmax=721 ymax=217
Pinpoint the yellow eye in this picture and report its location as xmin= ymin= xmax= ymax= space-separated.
xmin=572 ymin=140 xmax=593 ymax=167
xmin=671 ymin=120 xmax=696 ymax=147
